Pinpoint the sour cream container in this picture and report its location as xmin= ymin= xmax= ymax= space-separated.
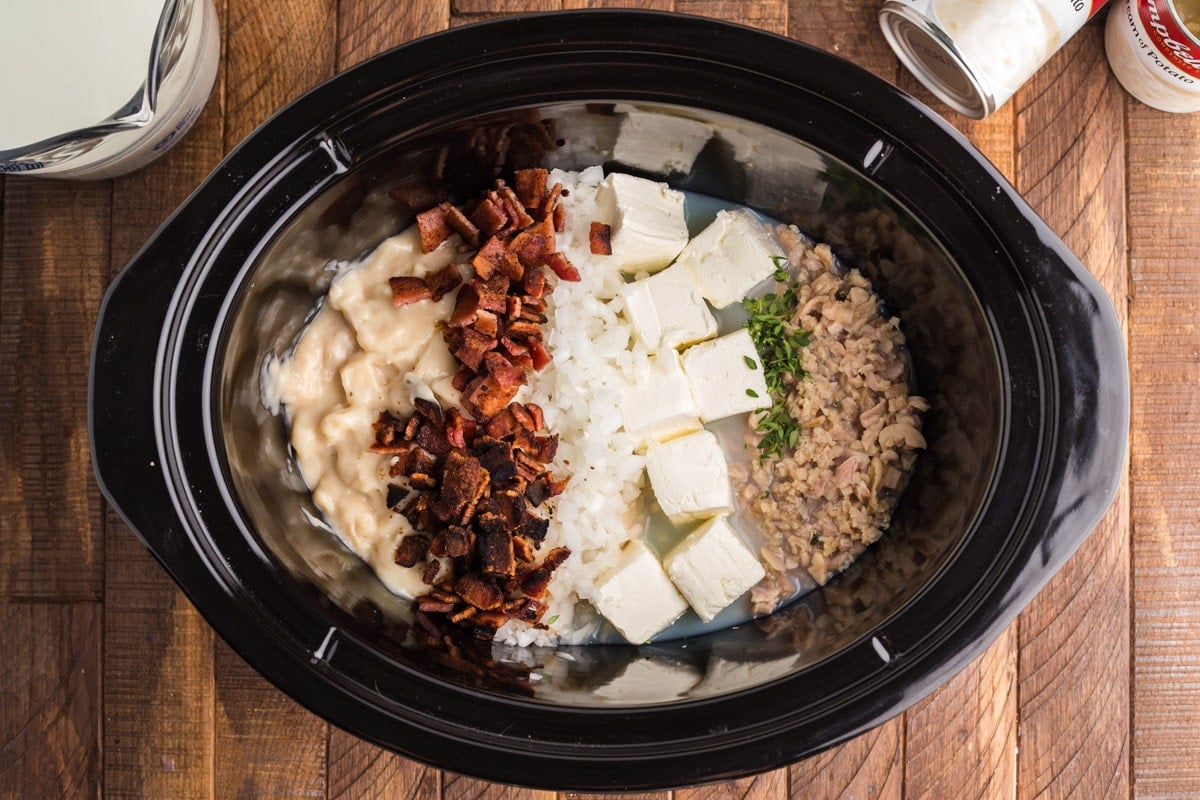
xmin=1105 ymin=0 xmax=1200 ymax=112
xmin=880 ymin=0 xmax=1109 ymax=119
xmin=0 ymin=0 xmax=220 ymax=179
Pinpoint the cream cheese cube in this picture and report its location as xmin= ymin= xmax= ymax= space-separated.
xmin=618 ymin=264 xmax=718 ymax=350
xmin=681 ymin=329 xmax=772 ymax=423
xmin=645 ymin=430 xmax=733 ymax=524
xmin=664 ymin=516 xmax=766 ymax=622
xmin=595 ymin=173 xmax=690 ymax=274
xmin=593 ymin=540 xmax=690 ymax=644
xmin=620 ymin=350 xmax=702 ymax=450
xmin=676 ymin=208 xmax=785 ymax=308
xmin=613 ymin=109 xmax=713 ymax=176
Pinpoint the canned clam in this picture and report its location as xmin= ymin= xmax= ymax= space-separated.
xmin=0 ymin=0 xmax=220 ymax=179
xmin=880 ymin=0 xmax=1109 ymax=118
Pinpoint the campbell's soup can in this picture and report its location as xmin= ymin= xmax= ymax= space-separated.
xmin=1106 ymin=0 xmax=1200 ymax=112
xmin=880 ymin=0 xmax=1110 ymax=118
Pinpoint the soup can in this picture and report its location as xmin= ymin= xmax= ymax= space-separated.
xmin=1106 ymin=0 xmax=1200 ymax=112
xmin=880 ymin=0 xmax=1109 ymax=118
xmin=0 ymin=0 xmax=220 ymax=180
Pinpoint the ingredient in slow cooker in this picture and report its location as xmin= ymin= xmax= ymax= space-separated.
xmin=267 ymin=165 xmax=926 ymax=646
xmin=1106 ymin=0 xmax=1200 ymax=112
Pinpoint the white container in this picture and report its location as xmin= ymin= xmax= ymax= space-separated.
xmin=0 ymin=0 xmax=220 ymax=179
xmin=1106 ymin=0 xmax=1200 ymax=112
xmin=880 ymin=0 xmax=1109 ymax=119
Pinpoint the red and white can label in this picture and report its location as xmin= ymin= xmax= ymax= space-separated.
xmin=1135 ymin=0 xmax=1200 ymax=79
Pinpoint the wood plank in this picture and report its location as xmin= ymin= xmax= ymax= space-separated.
xmin=329 ymin=730 xmax=440 ymax=800
xmin=0 ymin=602 xmax=101 ymax=800
xmin=214 ymin=640 xmax=327 ymax=798
xmin=223 ymin=0 xmax=338 ymax=148
xmin=104 ymin=515 xmax=215 ymax=800
xmin=101 ymin=10 xmax=229 ymax=794
xmin=0 ymin=177 xmax=109 ymax=602
xmin=789 ymin=722 xmax=902 ymax=800
xmin=338 ymin=0 xmax=449 ymax=68
xmin=1012 ymin=28 xmax=1130 ymax=800
xmin=786 ymin=0 xmax=897 ymax=82
xmin=563 ymin=0 xmax=672 ymax=8
xmin=677 ymin=768 xmax=787 ymax=800
xmin=446 ymin=775 xmax=554 ymax=800
xmin=904 ymin=628 xmax=1018 ymax=800
xmin=1127 ymin=93 xmax=1200 ymax=797
xmin=677 ymin=0 xmax=786 ymax=34
xmin=454 ymin=0 xmax=560 ymax=14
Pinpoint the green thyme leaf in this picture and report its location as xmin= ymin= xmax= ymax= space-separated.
xmin=546 ymin=614 xmax=559 ymax=625
xmin=746 ymin=388 xmax=759 ymax=398
xmin=744 ymin=356 xmax=758 ymax=370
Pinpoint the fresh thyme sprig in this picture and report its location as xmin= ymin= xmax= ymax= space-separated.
xmin=743 ymin=257 xmax=809 ymax=460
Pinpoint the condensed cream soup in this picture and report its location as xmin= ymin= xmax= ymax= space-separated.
xmin=267 ymin=226 xmax=464 ymax=598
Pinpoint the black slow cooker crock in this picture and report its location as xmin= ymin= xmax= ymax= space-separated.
xmin=89 ymin=11 xmax=1128 ymax=790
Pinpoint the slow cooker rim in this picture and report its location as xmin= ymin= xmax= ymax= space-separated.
xmin=90 ymin=9 xmax=1128 ymax=790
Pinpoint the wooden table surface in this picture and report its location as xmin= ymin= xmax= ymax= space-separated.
xmin=2 ymin=1 xmax=1197 ymax=797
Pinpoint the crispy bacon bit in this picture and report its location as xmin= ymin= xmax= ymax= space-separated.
xmin=442 ymin=202 xmax=481 ymax=248
xmin=424 ymin=265 xmax=462 ymax=301
xmin=372 ymin=172 xmax=578 ymax=637
xmin=542 ymin=251 xmax=580 ymax=282
xmin=513 ymin=168 xmax=549 ymax=209
xmin=589 ymin=221 xmax=613 ymax=255
xmin=471 ymin=236 xmax=506 ymax=280
xmin=390 ymin=276 xmax=433 ymax=306
xmin=416 ymin=205 xmax=452 ymax=253
xmin=552 ymin=203 xmax=566 ymax=232
xmin=470 ymin=197 xmax=509 ymax=236
xmin=394 ymin=534 xmax=431 ymax=568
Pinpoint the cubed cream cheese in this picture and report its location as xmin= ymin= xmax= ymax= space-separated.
xmin=645 ymin=429 xmax=733 ymax=524
xmin=681 ymin=329 xmax=771 ymax=423
xmin=613 ymin=109 xmax=713 ymax=175
xmin=620 ymin=349 xmax=702 ymax=451
xmin=663 ymin=515 xmax=766 ymax=622
xmin=593 ymin=540 xmax=689 ymax=644
xmin=675 ymin=208 xmax=785 ymax=308
xmin=618 ymin=263 xmax=718 ymax=350
xmin=594 ymin=173 xmax=690 ymax=274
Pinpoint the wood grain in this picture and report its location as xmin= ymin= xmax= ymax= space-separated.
xmin=454 ymin=0 xmax=560 ymax=14
xmin=223 ymin=0 xmax=338 ymax=148
xmin=1013 ymin=28 xmax=1130 ymax=800
xmin=0 ymin=603 xmax=101 ymax=800
xmin=0 ymin=177 xmax=108 ymax=602
xmin=786 ymin=0 xmax=897 ymax=82
xmin=104 ymin=516 xmax=215 ymax=800
xmin=677 ymin=0 xmax=785 ymax=34
xmin=338 ymin=0 xmax=449 ymax=67
xmin=445 ymin=775 xmax=554 ymax=800
xmin=677 ymin=769 xmax=787 ymax=800
xmin=789 ymin=723 xmax=902 ymax=800
xmin=1128 ymin=96 xmax=1200 ymax=798
xmin=214 ymin=641 xmax=328 ymax=798
xmin=563 ymin=0 xmax=672 ymax=8
xmin=328 ymin=729 xmax=440 ymax=800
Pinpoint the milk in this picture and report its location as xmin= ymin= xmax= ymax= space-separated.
xmin=1 ymin=0 xmax=165 ymax=150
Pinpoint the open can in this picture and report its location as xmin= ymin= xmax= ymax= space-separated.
xmin=880 ymin=0 xmax=1108 ymax=118
xmin=0 ymin=0 xmax=220 ymax=179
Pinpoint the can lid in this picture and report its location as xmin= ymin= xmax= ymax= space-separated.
xmin=879 ymin=3 xmax=995 ymax=120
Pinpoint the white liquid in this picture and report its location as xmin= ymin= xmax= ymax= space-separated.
xmin=0 ymin=0 xmax=165 ymax=151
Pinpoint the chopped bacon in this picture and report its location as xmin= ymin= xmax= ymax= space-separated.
xmin=441 ymin=202 xmax=481 ymax=248
xmin=390 ymin=276 xmax=433 ymax=306
xmin=463 ymin=373 xmax=521 ymax=419
xmin=589 ymin=221 xmax=613 ymax=255
xmin=456 ymin=572 xmax=504 ymax=610
xmin=437 ymin=451 xmax=491 ymax=524
xmin=470 ymin=196 xmax=509 ymax=236
xmin=498 ymin=251 xmax=525 ymax=282
xmin=451 ymin=366 xmax=475 ymax=392
xmin=424 ymin=265 xmax=462 ymax=301
xmin=522 ymin=267 xmax=546 ymax=299
xmin=552 ymin=203 xmax=566 ymax=232
xmin=448 ymin=284 xmax=482 ymax=327
xmin=394 ymin=534 xmax=431 ymax=568
xmin=471 ymin=310 xmax=499 ymax=338
xmin=513 ymin=168 xmax=549 ymax=209
xmin=471 ymin=236 xmax=506 ymax=279
xmin=528 ymin=339 xmax=551 ymax=370
xmin=416 ymin=205 xmax=452 ymax=253
xmin=498 ymin=186 xmax=535 ymax=228
xmin=542 ymin=251 xmax=581 ymax=282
